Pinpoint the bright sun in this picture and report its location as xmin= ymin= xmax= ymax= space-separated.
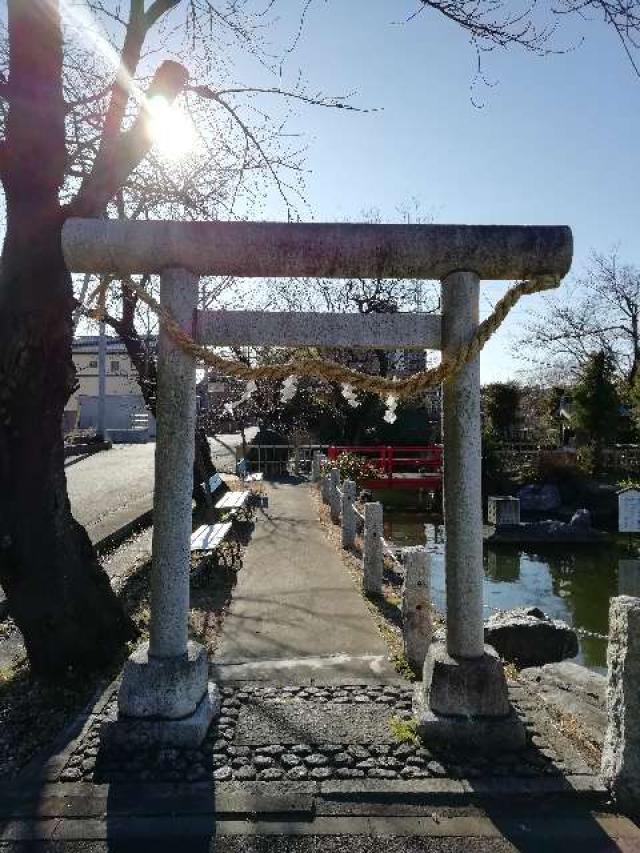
xmin=146 ymin=95 xmax=196 ymax=161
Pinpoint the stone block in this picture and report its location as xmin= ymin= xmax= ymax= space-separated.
xmin=329 ymin=469 xmax=341 ymax=524
xmin=341 ymin=480 xmax=357 ymax=549
xmin=414 ymin=701 xmax=526 ymax=752
xmin=102 ymin=682 xmax=220 ymax=749
xmin=118 ymin=640 xmax=209 ymax=719
xmin=419 ymin=643 xmax=511 ymax=718
xmin=484 ymin=607 xmax=578 ymax=667
xmin=363 ymin=502 xmax=383 ymax=595
xmin=402 ymin=547 xmax=432 ymax=672
xmin=488 ymin=496 xmax=520 ymax=526
xmin=601 ymin=596 xmax=640 ymax=817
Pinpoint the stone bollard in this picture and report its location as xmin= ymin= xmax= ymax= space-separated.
xmin=488 ymin=496 xmax=520 ymax=526
xmin=321 ymin=472 xmax=330 ymax=504
xmin=402 ymin=546 xmax=432 ymax=672
xmin=311 ymin=450 xmax=322 ymax=483
xmin=341 ymin=480 xmax=357 ymax=549
xmin=329 ymin=469 xmax=341 ymax=525
xmin=602 ymin=595 xmax=640 ymax=817
xmin=363 ymin=502 xmax=383 ymax=595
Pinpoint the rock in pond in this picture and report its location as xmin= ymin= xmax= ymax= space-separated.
xmin=486 ymin=519 xmax=608 ymax=545
xmin=484 ymin=607 xmax=578 ymax=667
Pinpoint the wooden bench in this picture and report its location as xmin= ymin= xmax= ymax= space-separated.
xmin=200 ymin=472 xmax=224 ymax=496
xmin=215 ymin=489 xmax=253 ymax=521
xmin=236 ymin=458 xmax=264 ymax=483
xmin=190 ymin=521 xmax=240 ymax=570
xmin=190 ymin=522 xmax=232 ymax=552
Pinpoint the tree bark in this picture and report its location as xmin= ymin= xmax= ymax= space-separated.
xmin=0 ymin=0 xmax=135 ymax=677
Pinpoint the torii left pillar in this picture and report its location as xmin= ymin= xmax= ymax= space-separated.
xmin=103 ymin=267 xmax=219 ymax=747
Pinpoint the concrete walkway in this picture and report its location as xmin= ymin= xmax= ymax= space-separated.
xmin=213 ymin=481 xmax=401 ymax=683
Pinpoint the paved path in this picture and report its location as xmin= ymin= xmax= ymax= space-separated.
xmin=213 ymin=481 xmax=401 ymax=683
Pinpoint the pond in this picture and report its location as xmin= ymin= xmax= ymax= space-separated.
xmin=383 ymin=512 xmax=640 ymax=673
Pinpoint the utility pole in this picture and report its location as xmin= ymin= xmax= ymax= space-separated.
xmin=97 ymin=320 xmax=106 ymax=440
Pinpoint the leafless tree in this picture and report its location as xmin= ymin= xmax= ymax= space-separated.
xmin=0 ymin=0 xmax=354 ymax=677
xmin=517 ymin=252 xmax=640 ymax=387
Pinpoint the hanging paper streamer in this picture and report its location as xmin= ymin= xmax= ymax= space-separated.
xmin=341 ymin=383 xmax=360 ymax=408
xmin=383 ymin=393 xmax=398 ymax=424
xmin=239 ymin=380 xmax=257 ymax=403
xmin=280 ymin=374 xmax=298 ymax=403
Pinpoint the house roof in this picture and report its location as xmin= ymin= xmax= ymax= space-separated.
xmin=73 ymin=335 xmax=157 ymax=354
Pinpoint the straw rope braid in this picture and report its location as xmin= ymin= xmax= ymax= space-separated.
xmin=84 ymin=273 xmax=560 ymax=401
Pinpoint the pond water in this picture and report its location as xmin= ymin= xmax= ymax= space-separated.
xmin=384 ymin=512 xmax=640 ymax=673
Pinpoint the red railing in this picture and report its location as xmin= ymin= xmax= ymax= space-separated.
xmin=327 ymin=445 xmax=443 ymax=490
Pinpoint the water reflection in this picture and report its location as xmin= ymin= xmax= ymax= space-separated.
xmin=384 ymin=512 xmax=631 ymax=673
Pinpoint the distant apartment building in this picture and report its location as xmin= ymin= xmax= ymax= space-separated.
xmin=63 ymin=335 xmax=156 ymax=437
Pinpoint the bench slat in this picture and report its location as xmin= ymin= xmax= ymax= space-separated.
xmin=215 ymin=491 xmax=249 ymax=510
xmin=190 ymin=522 xmax=232 ymax=551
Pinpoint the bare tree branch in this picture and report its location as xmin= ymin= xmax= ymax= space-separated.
xmin=70 ymin=60 xmax=189 ymax=216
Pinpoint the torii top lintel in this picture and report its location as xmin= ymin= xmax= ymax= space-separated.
xmin=62 ymin=219 xmax=573 ymax=281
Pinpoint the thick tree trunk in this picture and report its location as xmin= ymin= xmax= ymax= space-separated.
xmin=0 ymin=0 xmax=135 ymax=677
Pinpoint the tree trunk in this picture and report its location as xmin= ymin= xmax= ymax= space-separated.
xmin=0 ymin=0 xmax=135 ymax=678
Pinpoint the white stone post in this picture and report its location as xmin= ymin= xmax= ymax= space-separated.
xmin=312 ymin=450 xmax=322 ymax=482
xmin=113 ymin=267 xmax=219 ymax=747
xmin=442 ymin=270 xmax=484 ymax=659
xmin=321 ymin=472 xmax=330 ymax=503
xmin=402 ymin=546 xmax=432 ymax=672
xmin=363 ymin=502 xmax=383 ymax=595
xmin=488 ymin=496 xmax=520 ymax=527
xmin=602 ymin=595 xmax=640 ymax=815
xmin=329 ymin=468 xmax=341 ymax=524
xmin=341 ymin=479 xmax=357 ymax=549
xmin=414 ymin=270 xmax=524 ymax=751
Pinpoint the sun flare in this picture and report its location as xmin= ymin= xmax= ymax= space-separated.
xmin=146 ymin=95 xmax=196 ymax=161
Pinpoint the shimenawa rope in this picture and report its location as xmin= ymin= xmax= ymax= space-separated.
xmin=84 ymin=273 xmax=560 ymax=400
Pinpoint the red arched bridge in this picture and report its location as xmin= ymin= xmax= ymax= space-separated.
xmin=327 ymin=445 xmax=443 ymax=490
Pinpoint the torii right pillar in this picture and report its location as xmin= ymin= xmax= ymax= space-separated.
xmin=414 ymin=270 xmax=525 ymax=750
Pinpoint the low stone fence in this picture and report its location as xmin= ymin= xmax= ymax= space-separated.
xmin=316 ymin=453 xmax=431 ymax=672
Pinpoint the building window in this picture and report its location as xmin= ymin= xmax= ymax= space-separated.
xmin=110 ymin=360 xmax=120 ymax=374
xmin=88 ymin=360 xmax=97 ymax=369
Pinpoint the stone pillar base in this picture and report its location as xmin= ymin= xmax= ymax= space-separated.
xmin=102 ymin=681 xmax=220 ymax=749
xmin=413 ymin=642 xmax=525 ymax=752
xmin=118 ymin=640 xmax=210 ymax=719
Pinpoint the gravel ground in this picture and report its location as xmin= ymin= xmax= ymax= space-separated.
xmin=0 ymin=519 xmax=247 ymax=783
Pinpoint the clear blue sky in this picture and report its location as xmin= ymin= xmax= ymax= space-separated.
xmin=231 ymin=0 xmax=640 ymax=382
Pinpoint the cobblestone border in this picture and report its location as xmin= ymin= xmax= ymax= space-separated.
xmin=52 ymin=682 xmax=599 ymax=786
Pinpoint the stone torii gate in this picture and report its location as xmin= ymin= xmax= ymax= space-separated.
xmin=63 ymin=219 xmax=573 ymax=748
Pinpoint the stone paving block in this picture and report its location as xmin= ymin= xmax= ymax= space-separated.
xmin=234 ymin=699 xmax=396 ymax=746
